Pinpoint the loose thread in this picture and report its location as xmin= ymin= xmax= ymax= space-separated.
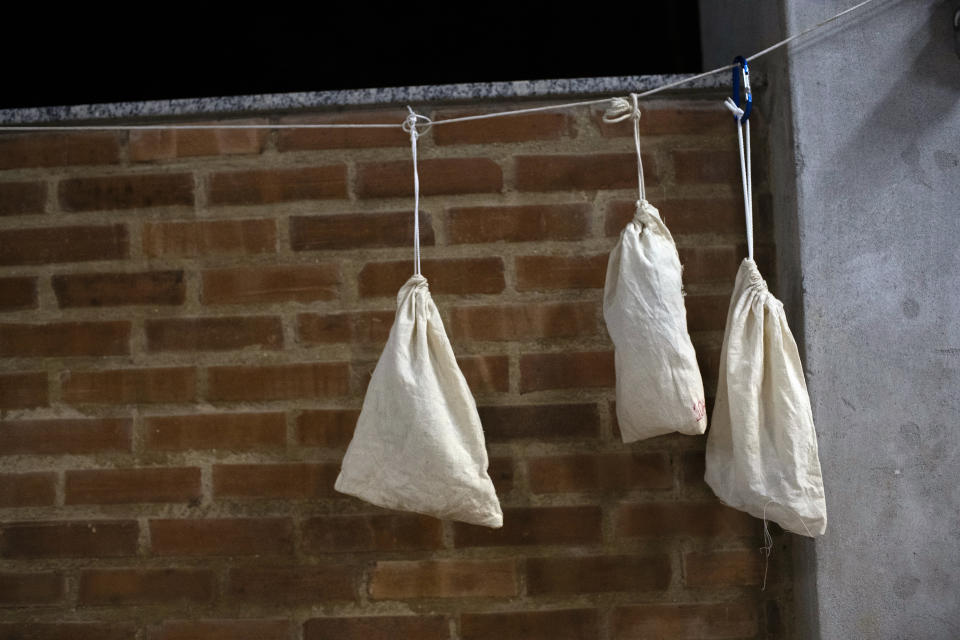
xmin=760 ymin=499 xmax=817 ymax=591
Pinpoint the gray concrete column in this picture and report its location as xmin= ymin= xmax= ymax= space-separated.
xmin=701 ymin=1 xmax=960 ymax=637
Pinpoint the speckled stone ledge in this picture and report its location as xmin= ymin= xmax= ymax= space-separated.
xmin=0 ymin=74 xmax=733 ymax=125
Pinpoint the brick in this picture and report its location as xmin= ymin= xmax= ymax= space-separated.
xmin=0 ymin=572 xmax=64 ymax=605
xmin=594 ymin=104 xmax=729 ymax=137
xmin=304 ymin=616 xmax=448 ymax=640
xmin=680 ymin=450 xmax=710 ymax=492
xmin=527 ymin=554 xmax=671 ymax=595
xmin=146 ymin=316 xmax=283 ymax=351
xmin=0 ymin=181 xmax=46 ymax=216
xmin=487 ymin=457 xmax=514 ymax=494
xmin=0 ymin=623 xmax=135 ymax=640
xmin=59 ymin=173 xmax=193 ymax=211
xmin=208 ymin=166 xmax=347 ymax=205
xmin=684 ymin=550 xmax=762 ymax=587
xmin=0 ymin=277 xmax=37 ymax=311
xmin=149 ymin=518 xmax=294 ymax=556
xmin=226 ymin=566 xmax=356 ymax=604
xmin=515 ymin=153 xmax=653 ymax=191
xmin=519 ymin=351 xmax=615 ymax=392
xmin=515 ymin=254 xmax=607 ymax=291
xmin=0 ymin=224 xmax=127 ymax=266
xmin=276 ymin=112 xmax=410 ymax=151
xmin=290 ymin=211 xmax=435 ymax=251
xmin=676 ymin=246 xmax=740 ymax=284
xmin=369 ymin=559 xmax=517 ymax=599
xmin=148 ymin=619 xmax=290 ymax=640
xmin=0 ymin=321 xmax=129 ymax=357
xmin=449 ymin=301 xmax=597 ymax=341
xmin=0 ymin=132 xmax=120 ymax=170
xmin=78 ymin=568 xmax=214 ymax=606
xmin=457 ymin=355 xmax=510 ymax=394
xmin=454 ymin=506 xmax=601 ymax=547
xmin=616 ymin=503 xmax=758 ymax=538
xmin=297 ymin=409 xmax=360 ymax=448
xmin=0 ymin=473 xmax=56 ymax=507
xmin=143 ymin=218 xmax=276 ymax=257
xmin=302 ymin=513 xmax=443 ymax=554
xmin=612 ymin=602 xmax=758 ymax=639
xmin=447 ymin=203 xmax=588 ymax=244
xmin=213 ymin=463 xmax=339 ymax=499
xmin=53 ymin=271 xmax=185 ymax=307
xmin=528 ymin=453 xmax=673 ymax=493
xmin=674 ymin=150 xmax=740 ymax=185
xmin=202 ymin=264 xmax=340 ymax=304
xmin=356 ymin=158 xmax=502 ymax=198
xmin=65 ymin=467 xmax=201 ymax=505
xmin=434 ymin=111 xmax=572 ymax=145
xmin=0 ymin=417 xmax=131 ymax=455
xmin=130 ymin=120 xmax=268 ymax=161
xmin=605 ymin=198 xmax=743 ymax=236
xmin=207 ymin=362 xmax=349 ymax=401
xmin=145 ymin=412 xmax=286 ymax=451
xmin=461 ymin=609 xmax=599 ymax=640
xmin=358 ymin=258 xmax=504 ymax=297
xmin=298 ymin=310 xmax=394 ymax=345
xmin=0 ymin=520 xmax=138 ymax=558
xmin=0 ymin=372 xmax=47 ymax=409
xmin=478 ymin=403 xmax=600 ymax=441
xmin=684 ymin=295 xmax=730 ymax=332
xmin=62 ymin=367 xmax=196 ymax=404
xmin=696 ymin=343 xmax=722 ymax=390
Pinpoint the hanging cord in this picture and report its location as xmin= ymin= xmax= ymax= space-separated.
xmin=759 ymin=499 xmax=816 ymax=591
xmin=401 ymin=107 xmax=432 ymax=276
xmin=760 ymin=502 xmax=774 ymax=591
xmin=723 ymin=97 xmax=753 ymax=261
xmin=0 ymin=0 xmax=877 ymax=133
xmin=602 ymin=93 xmax=645 ymax=203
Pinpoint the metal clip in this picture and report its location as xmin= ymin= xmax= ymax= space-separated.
xmin=732 ymin=55 xmax=753 ymax=122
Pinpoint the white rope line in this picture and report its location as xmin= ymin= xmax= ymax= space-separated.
xmin=402 ymin=107 xmax=431 ymax=276
xmin=602 ymin=94 xmax=645 ymax=202
xmin=0 ymin=0 xmax=876 ymax=133
xmin=0 ymin=122 xmax=400 ymax=131
xmin=724 ymin=97 xmax=754 ymax=261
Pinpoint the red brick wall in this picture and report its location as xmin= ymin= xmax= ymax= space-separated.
xmin=0 ymin=96 xmax=791 ymax=639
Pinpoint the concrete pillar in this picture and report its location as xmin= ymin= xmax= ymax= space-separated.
xmin=702 ymin=0 xmax=960 ymax=637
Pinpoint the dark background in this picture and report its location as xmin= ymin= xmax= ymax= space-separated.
xmin=1 ymin=6 xmax=702 ymax=109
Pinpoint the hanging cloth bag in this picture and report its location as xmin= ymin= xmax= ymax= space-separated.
xmin=334 ymin=111 xmax=503 ymax=528
xmin=704 ymin=93 xmax=827 ymax=537
xmin=602 ymin=96 xmax=707 ymax=442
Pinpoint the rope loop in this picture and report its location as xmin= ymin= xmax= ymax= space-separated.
xmin=401 ymin=107 xmax=433 ymax=136
xmin=602 ymin=94 xmax=641 ymax=124
xmin=723 ymin=97 xmax=745 ymax=122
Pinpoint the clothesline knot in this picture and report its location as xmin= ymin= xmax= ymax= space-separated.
xmin=603 ymin=93 xmax=641 ymax=124
xmin=402 ymin=106 xmax=433 ymax=137
xmin=723 ymin=97 xmax=745 ymax=122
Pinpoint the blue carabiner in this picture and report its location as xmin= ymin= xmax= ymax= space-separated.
xmin=732 ymin=55 xmax=753 ymax=122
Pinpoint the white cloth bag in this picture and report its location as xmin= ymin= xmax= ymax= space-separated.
xmin=335 ymin=274 xmax=504 ymax=528
xmin=705 ymin=258 xmax=827 ymax=536
xmin=705 ymin=95 xmax=826 ymax=537
xmin=603 ymin=199 xmax=708 ymax=442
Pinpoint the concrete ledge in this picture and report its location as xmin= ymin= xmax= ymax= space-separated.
xmin=0 ymin=74 xmax=732 ymax=125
